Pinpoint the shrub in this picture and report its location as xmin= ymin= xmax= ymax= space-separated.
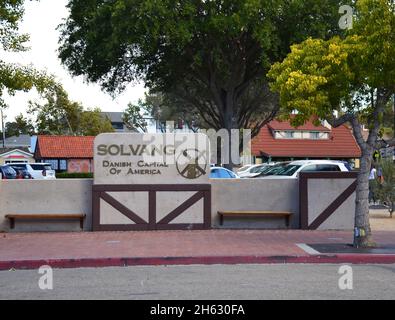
xmin=56 ymin=172 xmax=93 ymax=179
xmin=374 ymin=159 xmax=395 ymax=218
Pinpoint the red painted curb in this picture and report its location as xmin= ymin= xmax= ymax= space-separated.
xmin=1 ymin=254 xmax=395 ymax=270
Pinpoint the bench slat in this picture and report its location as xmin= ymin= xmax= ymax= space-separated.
xmin=218 ymin=211 xmax=293 ymax=228
xmin=218 ymin=211 xmax=292 ymax=216
xmin=6 ymin=214 xmax=85 ymax=219
xmin=5 ymin=214 xmax=86 ymax=230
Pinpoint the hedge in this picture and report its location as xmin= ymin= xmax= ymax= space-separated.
xmin=56 ymin=172 xmax=94 ymax=179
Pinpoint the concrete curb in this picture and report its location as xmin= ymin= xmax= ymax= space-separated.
xmin=1 ymin=254 xmax=395 ymax=271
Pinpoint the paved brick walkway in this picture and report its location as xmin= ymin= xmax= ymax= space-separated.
xmin=1 ymin=230 xmax=395 ymax=270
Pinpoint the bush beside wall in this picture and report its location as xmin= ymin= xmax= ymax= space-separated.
xmin=56 ymin=172 xmax=94 ymax=179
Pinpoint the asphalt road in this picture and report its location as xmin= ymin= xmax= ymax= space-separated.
xmin=0 ymin=264 xmax=394 ymax=300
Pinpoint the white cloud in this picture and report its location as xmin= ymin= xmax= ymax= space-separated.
xmin=2 ymin=0 xmax=146 ymax=123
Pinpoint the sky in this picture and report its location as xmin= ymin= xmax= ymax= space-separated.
xmin=2 ymin=0 xmax=146 ymax=123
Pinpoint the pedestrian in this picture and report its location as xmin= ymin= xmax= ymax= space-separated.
xmin=377 ymin=165 xmax=384 ymax=185
xmin=369 ymin=165 xmax=377 ymax=204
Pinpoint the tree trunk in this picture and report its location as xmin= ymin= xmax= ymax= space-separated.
xmin=223 ymin=92 xmax=237 ymax=171
xmin=353 ymin=149 xmax=375 ymax=248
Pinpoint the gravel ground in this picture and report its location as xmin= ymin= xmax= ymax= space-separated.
xmin=370 ymin=208 xmax=395 ymax=231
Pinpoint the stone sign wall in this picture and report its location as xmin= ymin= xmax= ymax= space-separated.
xmin=94 ymin=133 xmax=210 ymax=185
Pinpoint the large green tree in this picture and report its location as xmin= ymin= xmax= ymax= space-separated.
xmin=269 ymin=0 xmax=395 ymax=247
xmin=58 ymin=0 xmax=346 ymax=166
xmin=4 ymin=113 xmax=35 ymax=137
xmin=28 ymin=85 xmax=114 ymax=136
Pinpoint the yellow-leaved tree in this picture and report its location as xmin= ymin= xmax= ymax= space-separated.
xmin=268 ymin=0 xmax=395 ymax=248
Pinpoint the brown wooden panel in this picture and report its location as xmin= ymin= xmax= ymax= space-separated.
xmin=92 ymin=184 xmax=212 ymax=231
xmin=101 ymin=192 xmax=148 ymax=225
xmin=299 ymin=172 xmax=358 ymax=230
xmin=308 ymin=180 xmax=357 ymax=230
xmin=158 ymin=191 xmax=204 ymax=224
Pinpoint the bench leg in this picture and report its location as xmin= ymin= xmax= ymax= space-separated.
xmin=286 ymin=216 xmax=290 ymax=228
xmin=80 ymin=218 xmax=84 ymax=230
xmin=219 ymin=215 xmax=224 ymax=226
xmin=9 ymin=218 xmax=15 ymax=230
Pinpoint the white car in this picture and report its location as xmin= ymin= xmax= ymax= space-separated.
xmin=237 ymin=164 xmax=254 ymax=173
xmin=261 ymin=160 xmax=350 ymax=179
xmin=8 ymin=163 xmax=56 ymax=180
xmin=238 ymin=164 xmax=272 ymax=178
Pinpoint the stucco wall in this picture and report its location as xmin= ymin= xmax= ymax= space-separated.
xmin=68 ymin=159 xmax=93 ymax=173
xmin=0 ymin=179 xmax=93 ymax=232
xmin=0 ymin=156 xmax=34 ymax=165
xmin=0 ymin=177 xmax=356 ymax=232
xmin=211 ymin=179 xmax=299 ymax=229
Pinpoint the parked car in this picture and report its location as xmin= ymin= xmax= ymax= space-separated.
xmin=12 ymin=167 xmax=33 ymax=179
xmin=237 ymin=164 xmax=254 ymax=174
xmin=254 ymin=162 xmax=292 ymax=178
xmin=239 ymin=164 xmax=272 ymax=178
xmin=210 ymin=167 xmax=239 ymax=179
xmin=8 ymin=163 xmax=56 ymax=180
xmin=261 ymin=160 xmax=350 ymax=179
xmin=0 ymin=165 xmax=17 ymax=179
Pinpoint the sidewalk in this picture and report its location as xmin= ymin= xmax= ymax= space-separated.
xmin=1 ymin=229 xmax=395 ymax=270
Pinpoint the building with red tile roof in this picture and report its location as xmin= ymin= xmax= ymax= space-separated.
xmin=251 ymin=118 xmax=361 ymax=163
xmin=34 ymin=136 xmax=95 ymax=173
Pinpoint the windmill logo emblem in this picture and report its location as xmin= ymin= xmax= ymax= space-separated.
xmin=176 ymin=149 xmax=208 ymax=180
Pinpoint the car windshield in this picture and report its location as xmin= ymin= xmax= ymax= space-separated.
xmin=237 ymin=165 xmax=252 ymax=172
xmin=3 ymin=166 xmax=16 ymax=175
xmin=274 ymin=165 xmax=302 ymax=176
xmin=250 ymin=165 xmax=267 ymax=173
xmin=10 ymin=164 xmax=27 ymax=169
xmin=258 ymin=163 xmax=289 ymax=176
xmin=31 ymin=164 xmax=52 ymax=171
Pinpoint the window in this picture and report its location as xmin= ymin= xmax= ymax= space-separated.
xmin=316 ymin=164 xmax=341 ymax=172
xmin=285 ymin=131 xmax=295 ymax=138
xmin=276 ymin=165 xmax=302 ymax=176
xmin=60 ymin=160 xmax=67 ymax=171
xmin=210 ymin=169 xmax=220 ymax=178
xmin=112 ymin=122 xmax=124 ymax=130
xmin=9 ymin=164 xmax=27 ymax=170
xmin=45 ymin=159 xmax=59 ymax=170
xmin=310 ymin=132 xmax=320 ymax=139
xmin=31 ymin=164 xmax=53 ymax=171
xmin=301 ymin=165 xmax=318 ymax=172
xmin=5 ymin=160 xmax=28 ymax=164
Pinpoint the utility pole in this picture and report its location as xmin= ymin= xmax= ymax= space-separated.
xmin=1 ymin=108 xmax=5 ymax=148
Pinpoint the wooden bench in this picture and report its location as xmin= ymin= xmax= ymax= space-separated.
xmin=218 ymin=211 xmax=293 ymax=228
xmin=5 ymin=214 xmax=86 ymax=230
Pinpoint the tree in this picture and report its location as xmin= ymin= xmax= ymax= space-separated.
xmin=28 ymin=85 xmax=114 ymax=136
xmin=374 ymin=159 xmax=395 ymax=218
xmin=58 ymin=0 xmax=346 ymax=167
xmin=79 ymin=108 xmax=115 ymax=136
xmin=268 ymin=0 xmax=395 ymax=247
xmin=123 ymin=100 xmax=149 ymax=133
xmin=142 ymin=92 xmax=202 ymax=133
xmin=0 ymin=0 xmax=54 ymax=119
xmin=381 ymin=101 xmax=394 ymax=138
xmin=4 ymin=113 xmax=35 ymax=137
